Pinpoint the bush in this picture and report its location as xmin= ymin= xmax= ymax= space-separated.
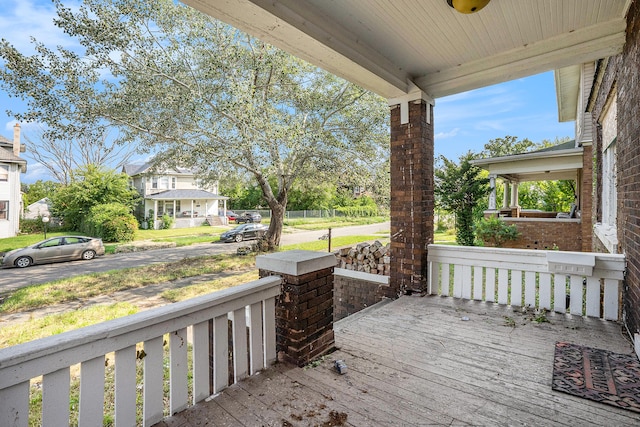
xmin=161 ymin=214 xmax=174 ymax=229
xmin=335 ymin=205 xmax=379 ymax=217
xmin=474 ymin=216 xmax=519 ymax=247
xmin=85 ymin=203 xmax=138 ymax=242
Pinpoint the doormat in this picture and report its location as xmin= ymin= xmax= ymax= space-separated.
xmin=552 ymin=341 xmax=640 ymax=413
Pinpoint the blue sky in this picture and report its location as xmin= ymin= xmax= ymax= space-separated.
xmin=1 ymin=0 xmax=574 ymax=183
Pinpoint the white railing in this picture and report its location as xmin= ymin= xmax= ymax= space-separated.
xmin=0 ymin=276 xmax=281 ymax=427
xmin=427 ymin=245 xmax=625 ymax=321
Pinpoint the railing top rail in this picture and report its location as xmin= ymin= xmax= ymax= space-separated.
xmin=0 ymin=276 xmax=281 ymax=387
xmin=427 ymin=244 xmax=625 ymax=279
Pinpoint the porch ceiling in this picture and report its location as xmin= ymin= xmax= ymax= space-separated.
xmin=182 ymin=0 xmax=630 ymax=99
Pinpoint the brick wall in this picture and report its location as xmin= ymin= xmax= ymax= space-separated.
xmin=590 ymin=0 xmax=640 ymax=337
xmin=333 ymin=269 xmax=390 ymax=321
xmin=389 ymin=99 xmax=434 ymax=295
xmin=501 ymin=220 xmax=582 ymax=251
xmin=618 ymin=0 xmax=640 ymax=337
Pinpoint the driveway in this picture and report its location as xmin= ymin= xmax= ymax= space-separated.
xmin=0 ymin=222 xmax=389 ymax=292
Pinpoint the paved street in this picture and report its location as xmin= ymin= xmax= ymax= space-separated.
xmin=0 ymin=222 xmax=389 ymax=292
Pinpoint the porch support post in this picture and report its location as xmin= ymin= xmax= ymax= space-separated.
xmin=510 ymin=181 xmax=519 ymax=207
xmin=388 ymin=90 xmax=435 ymax=295
xmin=153 ymin=200 xmax=158 ymax=229
xmin=257 ymin=250 xmax=336 ymax=367
xmin=488 ymin=174 xmax=497 ymax=210
xmin=502 ymin=181 xmax=509 ymax=208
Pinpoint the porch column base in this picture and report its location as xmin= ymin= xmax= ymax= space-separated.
xmin=257 ymin=250 xmax=336 ymax=367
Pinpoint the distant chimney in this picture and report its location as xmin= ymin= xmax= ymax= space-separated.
xmin=13 ymin=123 xmax=20 ymax=157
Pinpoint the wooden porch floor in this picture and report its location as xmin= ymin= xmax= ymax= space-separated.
xmin=155 ymin=296 xmax=640 ymax=426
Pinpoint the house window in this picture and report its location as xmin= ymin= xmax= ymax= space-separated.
xmin=171 ymin=177 xmax=176 ymax=189
xmin=152 ymin=177 xmax=158 ymax=189
xmin=0 ymin=201 xmax=8 ymax=220
xmin=0 ymin=164 xmax=8 ymax=181
xmin=159 ymin=177 xmax=169 ymax=189
xmin=595 ymin=92 xmax=617 ymax=253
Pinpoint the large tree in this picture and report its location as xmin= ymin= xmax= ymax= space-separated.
xmin=0 ymin=0 xmax=389 ymax=248
xmin=23 ymin=126 xmax=135 ymax=185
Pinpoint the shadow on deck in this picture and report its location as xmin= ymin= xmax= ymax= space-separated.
xmin=155 ymin=296 xmax=639 ymax=426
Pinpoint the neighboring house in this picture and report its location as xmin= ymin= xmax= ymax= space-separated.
xmin=23 ymin=197 xmax=51 ymax=220
xmin=123 ymin=163 xmax=229 ymax=229
xmin=0 ymin=124 xmax=26 ymax=238
xmin=472 ymin=140 xmax=589 ymax=252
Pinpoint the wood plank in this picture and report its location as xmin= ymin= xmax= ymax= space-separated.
xmin=485 ymin=267 xmax=496 ymax=302
xmin=539 ymin=272 xmax=552 ymax=310
xmin=192 ymin=321 xmax=210 ymax=404
xmin=569 ymin=275 xmax=584 ymax=315
xmin=511 ymin=270 xmax=523 ymax=306
xmin=473 ymin=266 xmax=483 ymax=301
xmin=603 ymin=278 xmax=620 ymax=321
xmin=524 ymin=271 xmax=536 ymax=307
xmin=169 ymin=328 xmax=188 ymax=415
xmin=553 ymin=274 xmax=567 ymax=314
xmin=461 ymin=265 xmax=472 ymax=299
xmin=115 ymin=345 xmax=137 ymax=426
xmin=428 ymin=261 xmax=439 ymax=295
xmin=441 ymin=263 xmax=450 ymax=296
xmin=263 ymin=297 xmax=277 ymax=366
xmin=214 ymin=314 xmax=229 ymax=393
xmin=248 ymin=302 xmax=264 ymax=374
xmin=0 ymin=381 xmax=29 ymax=427
xmin=586 ymin=276 xmax=601 ymax=317
xmin=231 ymin=308 xmax=248 ymax=382
xmin=42 ymin=367 xmax=70 ymax=427
xmin=143 ymin=337 xmax=164 ymax=427
xmin=453 ymin=264 xmax=463 ymax=298
xmin=497 ymin=268 xmax=509 ymax=304
xmin=79 ymin=356 xmax=105 ymax=427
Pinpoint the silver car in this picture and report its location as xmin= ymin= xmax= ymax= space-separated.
xmin=1 ymin=236 xmax=105 ymax=268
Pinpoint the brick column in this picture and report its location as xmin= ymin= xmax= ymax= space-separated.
xmin=256 ymin=250 xmax=336 ymax=367
xmin=581 ymin=143 xmax=593 ymax=251
xmin=388 ymin=92 xmax=435 ymax=295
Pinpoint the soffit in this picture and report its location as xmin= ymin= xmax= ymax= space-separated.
xmin=183 ymin=0 xmax=630 ymax=99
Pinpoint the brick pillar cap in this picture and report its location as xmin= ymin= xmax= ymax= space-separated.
xmin=256 ymin=250 xmax=336 ymax=276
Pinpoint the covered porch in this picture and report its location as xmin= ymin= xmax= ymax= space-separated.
xmin=0 ymin=246 xmax=634 ymax=426
xmin=471 ymin=141 xmax=591 ymax=252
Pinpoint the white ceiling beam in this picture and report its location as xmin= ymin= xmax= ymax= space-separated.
xmin=415 ymin=19 xmax=626 ymax=98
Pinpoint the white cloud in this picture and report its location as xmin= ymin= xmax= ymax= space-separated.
xmin=435 ymin=128 xmax=460 ymax=139
xmin=0 ymin=0 xmax=82 ymax=54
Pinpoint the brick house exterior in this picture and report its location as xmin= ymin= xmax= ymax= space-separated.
xmin=589 ymin=0 xmax=640 ymax=338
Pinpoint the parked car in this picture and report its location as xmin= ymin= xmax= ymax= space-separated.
xmin=219 ymin=223 xmax=268 ymax=243
xmin=225 ymin=211 xmax=238 ymax=222
xmin=1 ymin=236 xmax=105 ymax=268
xmin=236 ymin=212 xmax=262 ymax=224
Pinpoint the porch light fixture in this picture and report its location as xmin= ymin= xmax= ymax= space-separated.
xmin=447 ymin=0 xmax=490 ymax=14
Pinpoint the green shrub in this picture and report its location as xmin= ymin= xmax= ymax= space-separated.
xmin=161 ymin=214 xmax=174 ymax=229
xmin=85 ymin=203 xmax=138 ymax=242
xmin=335 ymin=205 xmax=379 ymax=217
xmin=474 ymin=216 xmax=519 ymax=247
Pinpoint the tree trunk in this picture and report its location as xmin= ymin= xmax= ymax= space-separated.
xmin=265 ymin=202 xmax=285 ymax=249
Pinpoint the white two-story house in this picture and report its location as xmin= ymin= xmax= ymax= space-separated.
xmin=0 ymin=124 xmax=26 ymax=238
xmin=123 ymin=163 xmax=228 ymax=229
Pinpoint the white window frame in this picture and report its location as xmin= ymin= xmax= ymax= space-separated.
xmin=0 ymin=201 xmax=8 ymax=220
xmin=0 ymin=164 xmax=8 ymax=181
xmin=594 ymin=92 xmax=618 ymax=253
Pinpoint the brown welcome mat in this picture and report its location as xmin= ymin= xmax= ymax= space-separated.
xmin=552 ymin=342 xmax=640 ymax=413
